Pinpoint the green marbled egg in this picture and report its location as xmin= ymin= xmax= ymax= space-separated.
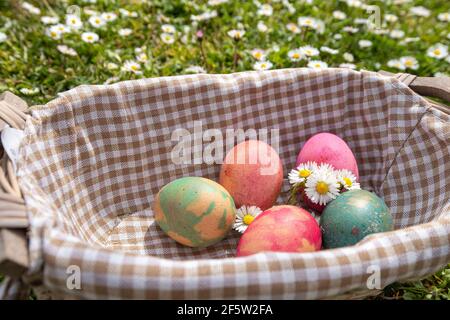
xmin=320 ymin=189 xmax=393 ymax=249
xmin=153 ymin=177 xmax=236 ymax=248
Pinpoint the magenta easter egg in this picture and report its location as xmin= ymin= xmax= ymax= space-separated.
xmin=220 ymin=140 xmax=283 ymax=210
xmin=296 ymin=132 xmax=359 ymax=179
xmin=236 ymin=205 xmax=322 ymax=257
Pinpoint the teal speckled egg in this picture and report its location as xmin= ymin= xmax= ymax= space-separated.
xmin=320 ymin=189 xmax=393 ymax=249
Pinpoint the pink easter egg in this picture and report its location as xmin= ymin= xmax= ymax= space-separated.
xmin=236 ymin=205 xmax=322 ymax=257
xmin=296 ymin=132 xmax=359 ymax=179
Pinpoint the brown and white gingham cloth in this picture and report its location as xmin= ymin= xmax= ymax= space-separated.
xmin=14 ymin=68 xmax=449 ymax=299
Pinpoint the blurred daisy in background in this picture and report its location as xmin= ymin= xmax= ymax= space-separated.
xmin=118 ymin=28 xmax=133 ymax=37
xmin=257 ymin=4 xmax=273 ymax=17
xmin=333 ymin=11 xmax=347 ymax=20
xmin=389 ymin=30 xmax=405 ymax=39
xmin=122 ymin=60 xmax=142 ymax=74
xmin=161 ymin=33 xmax=175 ymax=44
xmin=321 ymin=46 xmax=339 ymax=55
xmin=307 ymin=60 xmax=328 ymax=69
xmin=19 ymin=87 xmax=39 ymax=95
xmin=81 ymin=32 xmax=99 ymax=43
xmin=0 ymin=32 xmax=7 ymax=43
xmin=233 ymin=206 xmax=262 ymax=233
xmin=286 ymin=23 xmax=301 ymax=34
xmin=250 ymin=49 xmax=266 ymax=61
xmin=66 ymin=14 xmax=83 ymax=30
xmin=161 ymin=24 xmax=176 ymax=34
xmin=358 ymin=40 xmax=372 ymax=48
xmin=136 ymin=52 xmax=148 ymax=63
xmin=22 ymin=2 xmax=41 ymax=15
xmin=101 ymin=12 xmax=118 ymax=22
xmin=288 ymin=49 xmax=303 ymax=62
xmin=438 ymin=12 xmax=450 ymax=22
xmin=410 ymin=6 xmax=431 ymax=17
xmin=257 ymin=21 xmax=268 ymax=33
xmin=299 ymin=45 xmax=319 ymax=57
xmin=41 ymin=16 xmax=59 ymax=25
xmin=400 ymin=56 xmax=419 ymax=70
xmin=89 ymin=15 xmax=106 ymax=28
xmin=387 ymin=59 xmax=406 ymax=70
xmin=57 ymin=45 xmax=77 ymax=56
xmin=427 ymin=44 xmax=448 ymax=59
xmin=339 ymin=63 xmax=357 ymax=69
xmin=253 ymin=61 xmax=273 ymax=70
xmin=227 ymin=29 xmax=245 ymax=40
xmin=185 ymin=65 xmax=207 ymax=74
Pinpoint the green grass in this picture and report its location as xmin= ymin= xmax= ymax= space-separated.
xmin=0 ymin=0 xmax=448 ymax=300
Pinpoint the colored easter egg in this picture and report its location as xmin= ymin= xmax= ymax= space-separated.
xmin=219 ymin=140 xmax=283 ymax=210
xmin=296 ymin=132 xmax=359 ymax=179
xmin=236 ymin=205 xmax=322 ymax=257
xmin=153 ymin=177 xmax=236 ymax=248
xmin=320 ymin=189 xmax=393 ymax=249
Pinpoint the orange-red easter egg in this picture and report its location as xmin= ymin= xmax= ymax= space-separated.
xmin=236 ymin=205 xmax=322 ymax=257
xmin=219 ymin=140 xmax=283 ymax=210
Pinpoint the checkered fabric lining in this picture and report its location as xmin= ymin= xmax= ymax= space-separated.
xmin=15 ymin=68 xmax=450 ymax=299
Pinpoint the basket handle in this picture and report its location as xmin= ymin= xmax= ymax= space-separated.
xmin=379 ymin=71 xmax=450 ymax=103
xmin=0 ymin=92 xmax=29 ymax=279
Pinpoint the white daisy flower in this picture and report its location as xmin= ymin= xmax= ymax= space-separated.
xmin=0 ymin=32 xmax=7 ymax=43
xmin=81 ymin=32 xmax=99 ymax=43
xmin=343 ymin=26 xmax=359 ymax=33
xmin=334 ymin=33 xmax=343 ymax=40
xmin=107 ymin=62 xmax=119 ymax=70
xmin=66 ymin=14 xmax=83 ymax=30
xmin=122 ymin=60 xmax=142 ymax=74
xmin=185 ymin=65 xmax=207 ymax=74
xmin=336 ymin=169 xmax=360 ymax=191
xmin=358 ymin=40 xmax=372 ymax=48
xmin=299 ymin=45 xmax=319 ymax=57
xmin=390 ymin=30 xmax=405 ymax=39
xmin=288 ymin=49 xmax=303 ymax=62
xmin=136 ymin=52 xmax=148 ymax=63
xmin=89 ymin=16 xmax=106 ymax=28
xmin=45 ymin=26 xmax=62 ymax=40
xmin=19 ymin=87 xmax=39 ymax=95
xmin=288 ymin=161 xmax=318 ymax=185
xmin=438 ymin=12 xmax=450 ymax=22
xmin=22 ymin=2 xmax=41 ymax=15
xmin=343 ymin=52 xmax=354 ymax=62
xmin=57 ymin=45 xmax=77 ymax=56
xmin=191 ymin=10 xmax=218 ymax=22
xmin=250 ymin=49 xmax=266 ymax=61
xmin=233 ymin=206 xmax=262 ymax=233
xmin=257 ymin=4 xmax=273 ymax=16
xmin=307 ymin=60 xmax=328 ymax=69
xmin=384 ymin=14 xmax=398 ymax=23
xmin=354 ymin=18 xmax=369 ymax=25
xmin=208 ymin=0 xmax=229 ymax=5
xmin=286 ymin=23 xmax=301 ymax=34
xmin=257 ymin=21 xmax=268 ymax=33
xmin=333 ymin=11 xmax=347 ymax=20
xmin=305 ymin=166 xmax=339 ymax=206
xmin=427 ymin=44 xmax=448 ymax=59
xmin=400 ymin=56 xmax=419 ymax=70
xmin=298 ymin=16 xmax=317 ymax=29
xmin=41 ymin=16 xmax=59 ymax=25
xmin=410 ymin=6 xmax=430 ymax=17
xmin=346 ymin=0 xmax=363 ymax=8
xmin=118 ymin=28 xmax=133 ymax=36
xmin=101 ymin=12 xmax=118 ymax=22
xmin=387 ymin=59 xmax=406 ymax=70
xmin=84 ymin=9 xmax=98 ymax=16
xmin=227 ymin=29 xmax=245 ymax=40
xmin=320 ymin=46 xmax=339 ymax=55
xmin=53 ymin=23 xmax=70 ymax=34
xmin=253 ymin=61 xmax=273 ymax=71
xmin=160 ymin=33 xmax=175 ymax=44
xmin=339 ymin=63 xmax=357 ymax=69
xmin=161 ymin=24 xmax=176 ymax=34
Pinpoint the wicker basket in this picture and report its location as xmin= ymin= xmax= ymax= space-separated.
xmin=0 ymin=69 xmax=449 ymax=300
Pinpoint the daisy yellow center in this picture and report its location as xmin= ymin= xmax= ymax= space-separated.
xmin=405 ymin=60 xmax=414 ymax=66
xmin=165 ymin=36 xmax=171 ymax=41
xmin=305 ymin=20 xmax=312 ymax=25
xmin=292 ymin=53 xmax=300 ymax=59
xmin=95 ymin=19 xmax=101 ymax=24
xmin=298 ymin=169 xmax=311 ymax=178
xmin=254 ymin=52 xmax=262 ymax=59
xmin=433 ymin=49 xmax=441 ymax=55
xmin=261 ymin=63 xmax=267 ymax=68
xmin=316 ymin=181 xmax=329 ymax=195
xmin=343 ymin=177 xmax=352 ymax=187
xmin=87 ymin=36 xmax=93 ymax=40
xmin=131 ymin=65 xmax=139 ymax=71
xmin=243 ymin=214 xmax=255 ymax=225
xmin=314 ymin=63 xmax=321 ymax=68
xmin=51 ymin=31 xmax=57 ymax=37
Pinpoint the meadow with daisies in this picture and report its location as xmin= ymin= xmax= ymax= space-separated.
xmin=0 ymin=0 xmax=449 ymax=299
xmin=0 ymin=0 xmax=449 ymax=106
